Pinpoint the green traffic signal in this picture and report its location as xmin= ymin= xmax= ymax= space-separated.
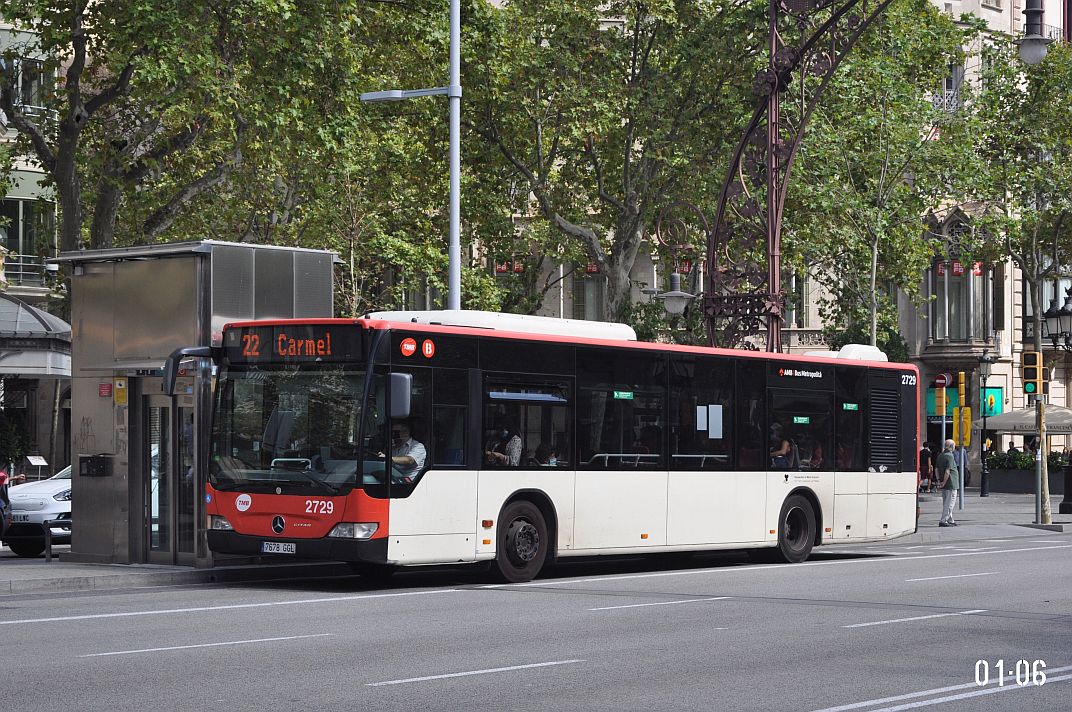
xmin=1025 ymin=382 xmax=1037 ymax=394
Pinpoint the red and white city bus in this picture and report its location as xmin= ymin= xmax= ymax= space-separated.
xmin=165 ymin=310 xmax=919 ymax=583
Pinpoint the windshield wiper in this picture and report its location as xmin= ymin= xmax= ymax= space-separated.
xmin=270 ymin=465 xmax=339 ymax=495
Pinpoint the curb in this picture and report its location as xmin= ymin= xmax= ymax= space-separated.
xmin=1 ymin=561 xmax=352 ymax=595
xmin=1015 ymin=522 xmax=1072 ymax=533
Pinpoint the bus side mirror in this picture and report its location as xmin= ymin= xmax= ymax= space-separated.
xmin=389 ymin=373 xmax=412 ymax=419
xmin=163 ymin=346 xmax=217 ymax=395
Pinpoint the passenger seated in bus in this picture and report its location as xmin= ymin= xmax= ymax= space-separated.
xmin=531 ymin=443 xmax=558 ymax=467
xmin=384 ymin=422 xmax=426 ymax=483
xmin=806 ymin=442 xmax=823 ymax=470
xmin=633 ymin=425 xmax=662 ymax=456
xmin=485 ymin=423 xmax=523 ymax=466
xmin=769 ymin=424 xmax=798 ymax=470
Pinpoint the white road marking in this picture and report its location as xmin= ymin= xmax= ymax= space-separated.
xmin=905 ymin=572 xmax=997 ymax=582
xmin=479 ymin=544 xmax=1072 ymax=590
xmin=1028 ymin=540 xmax=1067 ymax=544
xmin=866 ymin=674 xmax=1072 ymax=711
xmin=589 ymin=596 xmax=730 ymax=611
xmin=79 ymin=633 xmax=332 ymax=657
xmin=0 ymin=588 xmax=459 ymax=626
xmin=949 ymin=547 xmax=999 ymax=552
xmin=808 ymin=666 xmax=1072 ymax=712
xmin=843 ymin=609 xmax=986 ymax=629
xmin=366 ymin=659 xmax=585 ymax=686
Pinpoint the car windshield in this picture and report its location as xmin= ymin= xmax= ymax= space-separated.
xmin=53 ymin=467 xmax=72 ymax=480
xmin=211 ymin=364 xmax=396 ymax=494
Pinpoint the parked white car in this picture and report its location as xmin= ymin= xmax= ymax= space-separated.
xmin=2 ymin=466 xmax=72 ymax=557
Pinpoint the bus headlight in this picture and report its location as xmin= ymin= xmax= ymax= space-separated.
xmin=328 ymin=522 xmax=378 ymax=539
xmin=210 ymin=515 xmax=234 ymax=530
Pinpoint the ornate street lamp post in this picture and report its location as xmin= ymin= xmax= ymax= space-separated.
xmin=652 ymin=202 xmax=698 ymax=340
xmin=657 ymin=0 xmax=895 ymax=350
xmin=978 ymin=352 xmax=994 ymax=497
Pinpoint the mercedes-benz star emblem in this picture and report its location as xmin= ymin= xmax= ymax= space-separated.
xmin=272 ymin=516 xmax=285 ymax=534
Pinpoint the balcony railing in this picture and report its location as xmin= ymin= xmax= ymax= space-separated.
xmin=4 ymin=254 xmax=49 ymax=286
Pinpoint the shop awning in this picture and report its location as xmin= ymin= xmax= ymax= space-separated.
xmin=972 ymin=405 xmax=1072 ymax=434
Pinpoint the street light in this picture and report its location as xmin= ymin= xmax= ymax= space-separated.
xmin=656 ymin=270 xmax=695 ymax=318
xmin=978 ymin=352 xmax=995 ymax=497
xmin=1016 ymin=0 xmax=1053 ymax=66
xmin=1043 ymin=286 xmax=1072 ymax=351
xmin=359 ymin=0 xmax=462 ymax=310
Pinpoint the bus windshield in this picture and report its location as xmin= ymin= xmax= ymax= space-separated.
xmin=211 ymin=364 xmax=393 ymax=493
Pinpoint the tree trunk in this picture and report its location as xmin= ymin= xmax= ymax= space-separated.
xmin=91 ymin=160 xmax=123 ymax=250
xmin=55 ymin=137 xmax=83 ymax=254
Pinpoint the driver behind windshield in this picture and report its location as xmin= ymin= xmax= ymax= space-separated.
xmin=383 ymin=422 xmax=426 ymax=484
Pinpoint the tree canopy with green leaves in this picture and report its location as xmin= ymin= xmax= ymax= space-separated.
xmin=467 ymin=0 xmax=763 ymax=322
xmin=785 ymin=0 xmax=975 ymax=347
xmin=970 ymin=38 xmax=1072 ymax=352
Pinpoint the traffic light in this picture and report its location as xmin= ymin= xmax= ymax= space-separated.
xmin=1021 ymin=351 xmax=1043 ymax=394
xmin=1041 ymin=359 xmax=1051 ymax=395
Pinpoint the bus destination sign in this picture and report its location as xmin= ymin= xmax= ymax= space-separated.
xmin=223 ymin=325 xmax=362 ymax=364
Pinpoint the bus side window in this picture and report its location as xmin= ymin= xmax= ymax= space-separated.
xmin=577 ymin=348 xmax=666 ymax=470
xmin=670 ymin=354 xmax=732 ymax=471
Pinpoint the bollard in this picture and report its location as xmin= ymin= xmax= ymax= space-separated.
xmin=1061 ymin=465 xmax=1072 ymax=515
xmin=44 ymin=520 xmax=53 ymax=562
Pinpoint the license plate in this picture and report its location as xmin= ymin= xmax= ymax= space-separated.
xmin=261 ymin=541 xmax=296 ymax=554
xmin=12 ymin=514 xmax=30 ymax=523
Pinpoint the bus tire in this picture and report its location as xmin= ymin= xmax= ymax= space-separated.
xmin=776 ymin=494 xmax=816 ymax=563
xmin=494 ymin=500 xmax=548 ymax=583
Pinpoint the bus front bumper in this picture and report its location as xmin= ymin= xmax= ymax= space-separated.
xmin=207 ymin=530 xmax=388 ymax=563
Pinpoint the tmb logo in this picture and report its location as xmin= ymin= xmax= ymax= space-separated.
xmin=400 ymin=338 xmax=417 ymax=357
xmin=235 ymin=493 xmax=252 ymax=512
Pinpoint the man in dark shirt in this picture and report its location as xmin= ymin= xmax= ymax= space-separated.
xmin=919 ymin=442 xmax=934 ymax=492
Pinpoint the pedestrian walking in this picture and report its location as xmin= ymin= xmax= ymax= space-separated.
xmin=919 ymin=441 xmax=933 ymax=492
xmin=935 ymin=438 xmax=959 ymax=527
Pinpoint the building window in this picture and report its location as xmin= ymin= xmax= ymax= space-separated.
xmin=18 ymin=59 xmax=48 ymax=109
xmin=572 ymin=274 xmax=606 ymax=321
xmin=1 ymin=198 xmax=56 ymax=287
xmin=1 ymin=198 xmax=55 ymax=256
xmin=931 ymin=257 xmax=987 ymax=341
xmin=1023 ymin=276 xmax=1072 ymax=340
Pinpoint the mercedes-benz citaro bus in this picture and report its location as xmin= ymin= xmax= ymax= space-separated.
xmin=163 ymin=310 xmax=919 ymax=583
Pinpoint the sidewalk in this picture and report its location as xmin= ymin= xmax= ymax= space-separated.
xmin=0 ymin=549 xmax=351 ymax=595
xmin=2 ymin=489 xmax=1068 ymax=596
xmin=882 ymin=488 xmax=1071 ymax=546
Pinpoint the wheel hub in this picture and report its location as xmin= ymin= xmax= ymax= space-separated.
xmin=508 ymin=520 xmax=540 ymax=563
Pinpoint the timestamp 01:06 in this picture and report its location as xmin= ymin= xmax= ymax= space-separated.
xmin=975 ymin=659 xmax=1047 ymax=687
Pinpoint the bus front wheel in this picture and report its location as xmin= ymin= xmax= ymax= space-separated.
xmin=776 ymin=494 xmax=816 ymax=563
xmin=494 ymin=500 xmax=548 ymax=583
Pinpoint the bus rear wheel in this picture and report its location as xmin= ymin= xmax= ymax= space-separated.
xmin=494 ymin=501 xmax=548 ymax=583
xmin=776 ymin=494 xmax=816 ymax=563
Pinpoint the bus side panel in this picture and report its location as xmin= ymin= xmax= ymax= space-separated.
xmin=574 ymin=471 xmax=668 ymax=549
xmin=475 ymin=469 xmax=576 ymax=557
xmin=868 ymin=471 xmax=917 ymax=494
xmin=866 ymin=493 xmax=916 ymax=539
xmin=387 ymin=469 xmax=478 ymax=564
xmin=667 ymin=471 xmax=765 ymax=545
xmin=832 ymin=492 xmax=868 ymax=540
